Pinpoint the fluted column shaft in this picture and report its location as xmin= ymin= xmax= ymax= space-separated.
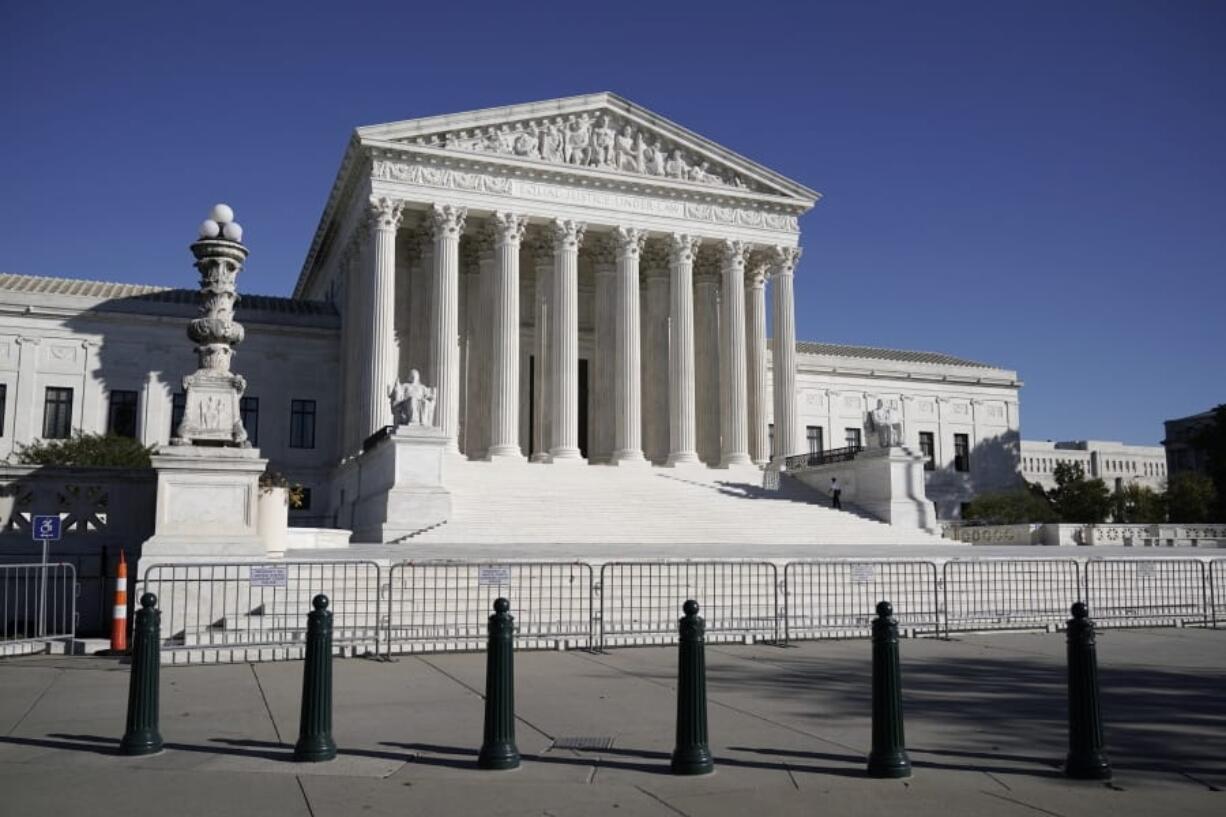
xmin=745 ymin=265 xmax=769 ymax=466
xmin=470 ymin=234 xmax=496 ymax=458
xmin=530 ymin=243 xmax=552 ymax=462
xmin=694 ymin=268 xmax=722 ymax=466
xmin=643 ymin=266 xmax=670 ymax=464
xmin=430 ymin=204 xmax=467 ymax=454
xmin=487 ymin=213 xmax=527 ymax=459
xmin=365 ymin=198 xmax=403 ymax=437
xmin=719 ymin=241 xmax=751 ymax=466
xmin=667 ymin=236 xmax=700 ymax=466
xmin=770 ymin=247 xmax=802 ymax=462
xmin=613 ymin=227 xmax=646 ymax=463
xmin=550 ymin=219 xmax=585 ymax=461
xmin=591 ymin=244 xmax=616 ymax=463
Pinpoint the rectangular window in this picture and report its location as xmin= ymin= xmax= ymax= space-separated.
xmin=0 ymin=383 xmax=7 ymax=437
xmin=240 ymin=396 xmax=259 ymax=446
xmin=170 ymin=391 xmax=186 ymax=437
xmin=919 ymin=431 xmax=935 ymax=471
xmin=42 ymin=387 xmax=73 ymax=439
xmin=844 ymin=427 xmax=862 ymax=449
xmin=289 ymin=399 xmax=316 ymax=449
xmin=107 ymin=390 xmax=139 ymax=438
xmin=954 ymin=433 xmax=970 ymax=472
xmin=806 ymin=425 xmax=823 ymax=454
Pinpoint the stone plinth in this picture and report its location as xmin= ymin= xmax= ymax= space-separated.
xmin=345 ymin=426 xmax=452 ymax=543
xmin=791 ymin=446 xmax=938 ymax=534
xmin=142 ymin=446 xmax=268 ymax=560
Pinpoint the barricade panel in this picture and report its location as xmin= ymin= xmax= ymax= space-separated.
xmin=140 ymin=561 xmax=381 ymax=662
xmin=1212 ymin=560 xmax=1225 ymax=628
xmin=783 ymin=560 xmax=939 ymax=640
xmin=598 ymin=560 xmax=778 ymax=647
xmin=1085 ymin=559 xmax=1207 ymax=628
xmin=942 ymin=559 xmax=1081 ymax=635
xmin=0 ymin=562 xmax=77 ymax=654
xmin=385 ymin=561 xmax=594 ymax=654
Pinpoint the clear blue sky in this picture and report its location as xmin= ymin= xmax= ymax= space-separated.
xmin=2 ymin=1 xmax=1223 ymax=446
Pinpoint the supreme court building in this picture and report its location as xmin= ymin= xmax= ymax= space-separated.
xmin=0 ymin=94 xmax=1023 ymax=541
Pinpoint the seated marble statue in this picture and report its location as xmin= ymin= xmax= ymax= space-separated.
xmin=388 ymin=369 xmax=436 ymax=428
xmin=868 ymin=399 xmax=904 ymax=448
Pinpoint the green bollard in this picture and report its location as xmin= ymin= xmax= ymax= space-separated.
xmin=120 ymin=593 xmax=164 ymax=756
xmin=671 ymin=599 xmax=714 ymax=775
xmin=294 ymin=594 xmax=337 ymax=762
xmin=478 ymin=597 xmax=520 ymax=770
xmin=867 ymin=600 xmax=911 ymax=779
xmin=1064 ymin=602 xmax=1112 ymax=780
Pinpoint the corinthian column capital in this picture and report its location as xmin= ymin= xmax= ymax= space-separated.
xmin=721 ymin=239 xmax=750 ymax=268
xmin=552 ymin=218 xmax=586 ymax=251
xmin=429 ymin=203 xmax=468 ymax=240
xmin=746 ymin=261 xmax=769 ymax=288
xmin=369 ymin=196 xmax=405 ymax=231
xmin=669 ymin=233 xmax=701 ymax=265
xmin=492 ymin=211 xmax=527 ymax=247
xmin=770 ymin=245 xmax=802 ymax=273
xmin=614 ymin=226 xmax=646 ymax=258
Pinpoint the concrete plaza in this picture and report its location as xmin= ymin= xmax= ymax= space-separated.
xmin=0 ymin=628 xmax=1223 ymax=816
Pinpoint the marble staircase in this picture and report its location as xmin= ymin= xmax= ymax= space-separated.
xmin=401 ymin=460 xmax=949 ymax=546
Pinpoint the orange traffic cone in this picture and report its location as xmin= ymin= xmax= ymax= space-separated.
xmin=111 ymin=550 xmax=128 ymax=652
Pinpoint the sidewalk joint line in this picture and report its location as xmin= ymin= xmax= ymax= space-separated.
xmin=984 ymin=770 xmax=1012 ymax=792
xmin=295 ymin=775 xmax=317 ymax=817
xmin=249 ymin=663 xmax=283 ymax=744
xmin=634 ymin=784 xmax=692 ymax=817
xmin=414 ymin=655 xmax=554 ymax=741
xmin=5 ymin=668 xmax=61 ymax=736
xmin=982 ymin=790 xmax=1067 ymax=817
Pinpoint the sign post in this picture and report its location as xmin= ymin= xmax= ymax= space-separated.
xmin=32 ymin=515 xmax=61 ymax=638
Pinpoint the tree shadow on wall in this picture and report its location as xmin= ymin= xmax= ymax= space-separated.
xmin=926 ymin=430 xmax=1022 ymax=517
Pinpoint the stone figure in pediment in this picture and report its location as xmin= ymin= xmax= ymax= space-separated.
xmin=645 ymin=139 xmax=667 ymax=176
xmin=615 ymin=125 xmax=643 ymax=173
xmin=513 ymin=126 xmax=539 ymax=159
xmin=867 ymin=399 xmax=904 ymax=448
xmin=666 ymin=149 xmax=689 ymax=179
xmin=539 ymin=118 xmax=564 ymax=163
xmin=591 ymin=114 xmax=616 ymax=168
xmin=565 ymin=114 xmax=592 ymax=165
xmin=389 ymin=369 xmax=437 ymax=427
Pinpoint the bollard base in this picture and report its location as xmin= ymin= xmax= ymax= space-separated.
xmin=478 ymin=743 xmax=521 ymax=771
xmin=294 ymin=736 xmax=338 ymax=763
xmin=867 ymin=750 xmax=912 ymax=779
xmin=670 ymin=748 xmax=715 ymax=776
xmin=1064 ymin=752 xmax=1112 ymax=780
xmin=119 ymin=733 xmax=164 ymax=757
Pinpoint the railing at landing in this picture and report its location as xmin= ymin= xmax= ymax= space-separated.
xmin=782 ymin=444 xmax=864 ymax=472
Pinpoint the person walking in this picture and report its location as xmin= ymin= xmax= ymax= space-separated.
xmin=831 ymin=477 xmax=842 ymax=510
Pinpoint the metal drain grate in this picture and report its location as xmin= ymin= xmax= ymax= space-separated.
xmin=552 ymin=736 xmax=615 ymax=751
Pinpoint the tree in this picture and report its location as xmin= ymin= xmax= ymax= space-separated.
xmin=1191 ymin=403 xmax=1226 ymax=519
xmin=1048 ymin=461 xmax=1112 ymax=523
xmin=1166 ymin=472 xmax=1218 ymax=523
xmin=964 ymin=485 xmax=1058 ymax=524
xmin=8 ymin=432 xmax=153 ymax=468
xmin=1113 ymin=483 xmax=1166 ymax=523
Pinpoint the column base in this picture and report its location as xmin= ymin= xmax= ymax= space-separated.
xmin=719 ymin=452 xmax=754 ymax=468
xmin=529 ymin=452 xmax=552 ymax=464
xmin=612 ymin=450 xmax=649 ymax=466
xmin=484 ymin=446 xmax=527 ymax=463
xmin=548 ymin=447 xmax=587 ymax=464
xmin=666 ymin=451 xmax=701 ymax=467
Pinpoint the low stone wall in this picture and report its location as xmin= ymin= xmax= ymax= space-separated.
xmin=941 ymin=522 xmax=1225 ymax=547
xmin=938 ymin=523 xmax=1044 ymax=546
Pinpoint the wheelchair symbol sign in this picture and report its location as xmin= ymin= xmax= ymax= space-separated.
xmin=32 ymin=515 xmax=61 ymax=542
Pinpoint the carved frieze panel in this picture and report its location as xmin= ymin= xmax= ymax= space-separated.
xmin=371 ymin=160 xmax=800 ymax=234
xmin=396 ymin=109 xmax=765 ymax=192
xmin=40 ymin=343 xmax=80 ymax=371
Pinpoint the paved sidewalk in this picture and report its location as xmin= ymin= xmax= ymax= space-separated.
xmin=0 ymin=628 xmax=1223 ymax=816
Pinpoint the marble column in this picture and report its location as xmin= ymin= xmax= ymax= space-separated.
xmin=745 ymin=259 xmax=769 ymax=466
xmin=430 ymin=203 xmax=467 ymax=454
xmin=469 ymin=228 xmax=497 ymax=458
xmin=719 ymin=240 xmax=752 ymax=467
xmin=528 ymin=237 xmax=553 ymax=462
xmin=641 ymin=250 xmax=670 ymax=464
xmin=549 ymin=218 xmax=585 ymax=462
xmin=693 ymin=255 xmax=722 ymax=466
xmin=666 ymin=235 xmax=700 ymax=466
xmin=487 ymin=212 xmax=527 ymax=460
xmin=459 ymin=239 xmax=479 ymax=456
xmin=365 ymin=197 xmax=404 ymax=436
xmin=582 ymin=238 xmax=609 ymax=463
xmin=612 ymin=226 xmax=646 ymax=464
xmin=770 ymin=246 xmax=802 ymax=462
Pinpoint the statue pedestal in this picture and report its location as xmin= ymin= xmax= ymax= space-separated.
xmin=141 ymin=446 xmax=268 ymax=561
xmin=342 ymin=426 xmax=452 ymax=543
xmin=791 ymin=446 xmax=938 ymax=534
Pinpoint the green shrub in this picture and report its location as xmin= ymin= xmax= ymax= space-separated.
xmin=9 ymin=433 xmax=153 ymax=468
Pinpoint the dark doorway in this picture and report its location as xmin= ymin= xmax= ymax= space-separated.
xmin=526 ymin=355 xmax=589 ymax=458
xmin=578 ymin=359 xmax=589 ymax=459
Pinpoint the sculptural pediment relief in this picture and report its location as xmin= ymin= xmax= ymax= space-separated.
xmin=359 ymin=94 xmax=818 ymax=202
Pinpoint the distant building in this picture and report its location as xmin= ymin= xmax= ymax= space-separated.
xmin=1020 ymin=439 xmax=1167 ymax=493
xmin=1163 ymin=409 xmax=1219 ymax=479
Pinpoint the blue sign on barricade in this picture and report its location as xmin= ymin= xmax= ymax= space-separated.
xmin=32 ymin=515 xmax=61 ymax=542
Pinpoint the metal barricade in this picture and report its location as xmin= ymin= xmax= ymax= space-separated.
xmin=1085 ymin=558 xmax=1208 ymax=628
xmin=783 ymin=560 xmax=939 ymax=641
xmin=943 ymin=559 xmax=1081 ymax=636
xmin=385 ymin=561 xmax=594 ymax=655
xmin=140 ymin=561 xmax=381 ymax=662
xmin=1213 ymin=560 xmax=1226 ymax=628
xmin=1 ymin=562 xmax=77 ymax=655
xmin=598 ymin=560 xmax=778 ymax=648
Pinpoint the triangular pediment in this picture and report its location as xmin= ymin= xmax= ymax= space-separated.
xmin=357 ymin=93 xmax=818 ymax=202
